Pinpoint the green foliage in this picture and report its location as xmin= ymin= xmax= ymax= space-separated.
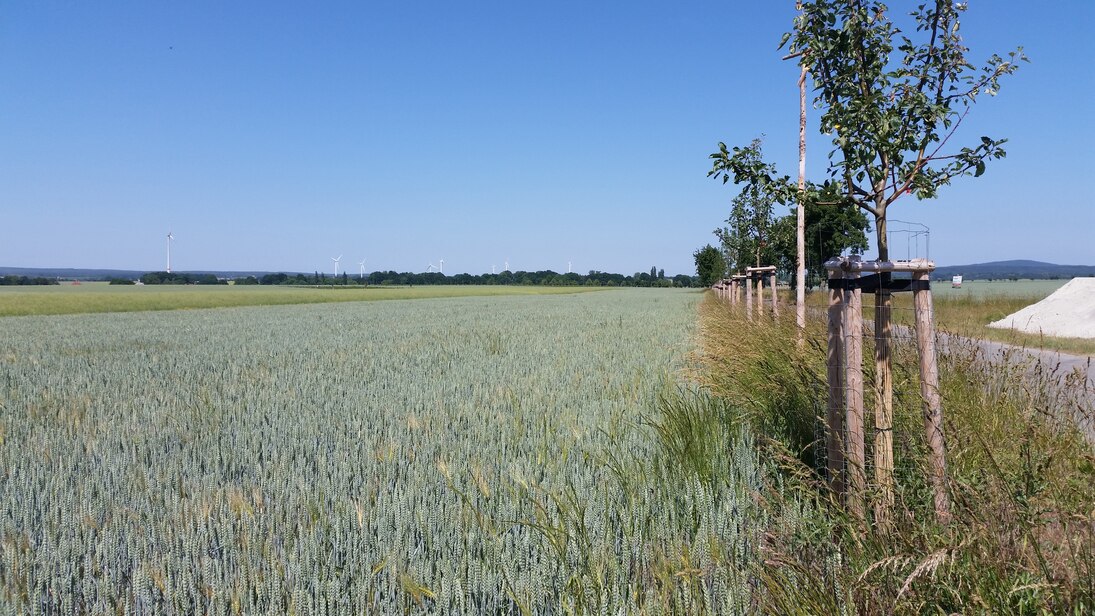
xmin=709 ymin=140 xmax=869 ymax=278
xmin=787 ymin=0 xmax=1026 ymax=254
xmin=243 ymin=269 xmax=696 ymax=288
xmin=711 ymin=139 xmax=789 ymax=273
xmin=789 ymin=196 xmax=871 ymax=287
xmin=0 ymin=275 xmax=58 ymax=286
xmin=694 ymin=244 xmax=726 ymax=286
xmin=140 ymin=271 xmax=226 ymax=285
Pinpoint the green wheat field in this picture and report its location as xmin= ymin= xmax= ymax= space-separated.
xmin=0 ymin=289 xmax=800 ymax=613
xmin=0 ymin=283 xmax=602 ymax=317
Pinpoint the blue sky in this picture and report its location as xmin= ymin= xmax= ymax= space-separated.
xmin=1 ymin=1 xmax=1091 ymax=275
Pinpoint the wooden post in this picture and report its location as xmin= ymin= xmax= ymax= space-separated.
xmin=754 ymin=275 xmax=763 ymax=321
xmin=770 ymin=272 xmax=779 ymax=317
xmin=826 ymin=269 xmax=846 ymax=499
xmin=913 ymin=270 xmax=951 ymax=525
xmin=795 ymin=62 xmax=808 ymax=337
xmin=844 ymin=269 xmax=866 ymax=521
xmin=874 ymin=282 xmax=895 ymax=529
xmin=745 ymin=275 xmax=753 ymax=321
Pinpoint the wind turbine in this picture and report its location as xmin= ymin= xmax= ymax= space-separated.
xmin=438 ymin=258 xmax=444 ymax=274
xmin=492 ymin=265 xmax=496 ymax=275
xmin=331 ymin=255 xmax=342 ymax=278
xmin=426 ymin=262 xmax=436 ymax=273
xmin=504 ymin=258 xmax=509 ymax=272
xmin=358 ymin=259 xmax=366 ymax=280
xmin=166 ymin=232 xmax=174 ymax=273
xmin=568 ymin=260 xmax=572 ymax=274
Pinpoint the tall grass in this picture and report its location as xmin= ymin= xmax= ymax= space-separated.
xmin=696 ymin=293 xmax=1095 ymax=614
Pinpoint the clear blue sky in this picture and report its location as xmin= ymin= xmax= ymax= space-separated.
xmin=1 ymin=1 xmax=1091 ymax=275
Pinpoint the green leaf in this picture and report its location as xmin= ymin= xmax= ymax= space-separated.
xmin=974 ymin=161 xmax=986 ymax=177
xmin=981 ymin=136 xmax=992 ymax=146
xmin=778 ymin=32 xmax=792 ymax=50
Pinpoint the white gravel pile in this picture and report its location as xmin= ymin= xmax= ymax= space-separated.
xmin=988 ymin=277 xmax=1095 ymax=339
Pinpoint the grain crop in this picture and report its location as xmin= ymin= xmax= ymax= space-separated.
xmin=0 ymin=289 xmax=795 ymax=614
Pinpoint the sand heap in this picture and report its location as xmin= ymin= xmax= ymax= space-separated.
xmin=988 ymin=277 xmax=1095 ymax=339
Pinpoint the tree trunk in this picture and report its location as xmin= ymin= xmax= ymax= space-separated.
xmin=873 ymin=214 xmax=895 ymax=530
xmin=826 ymin=269 xmax=845 ymax=500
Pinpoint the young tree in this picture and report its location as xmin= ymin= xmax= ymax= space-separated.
xmin=785 ymin=0 xmax=1024 ymax=525
xmin=710 ymin=139 xmax=787 ymax=273
xmin=800 ymin=196 xmax=871 ymax=287
xmin=786 ymin=1 xmax=1024 ymax=258
xmin=693 ymin=244 xmax=726 ymax=287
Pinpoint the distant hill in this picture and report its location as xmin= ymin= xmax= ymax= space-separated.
xmin=932 ymin=260 xmax=1095 ymax=281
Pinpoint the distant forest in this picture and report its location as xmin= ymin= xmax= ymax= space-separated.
xmin=0 ymin=275 xmax=58 ymax=286
xmin=7 ymin=268 xmax=700 ymax=287
xmin=134 ymin=272 xmax=227 ymax=285
xmin=229 ymin=268 xmax=697 ymax=288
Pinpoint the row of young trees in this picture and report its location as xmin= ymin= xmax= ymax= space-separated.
xmin=707 ymin=138 xmax=871 ymax=287
xmin=700 ymin=0 xmax=1024 ymax=529
xmin=701 ymin=0 xmax=1023 ymax=293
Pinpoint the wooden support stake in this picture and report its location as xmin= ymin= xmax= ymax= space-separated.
xmin=745 ymin=275 xmax=753 ymax=321
xmin=844 ymin=271 xmax=866 ymax=521
xmin=913 ymin=270 xmax=951 ymax=525
xmin=770 ymin=272 xmax=779 ymax=317
xmin=755 ymin=276 xmax=762 ymax=321
xmin=826 ymin=271 xmax=846 ymax=499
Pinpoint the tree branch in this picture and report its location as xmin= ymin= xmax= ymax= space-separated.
xmin=886 ymin=106 xmax=970 ymax=206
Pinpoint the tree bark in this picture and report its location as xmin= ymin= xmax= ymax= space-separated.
xmin=873 ymin=213 xmax=895 ymax=530
xmin=826 ymin=269 xmax=846 ymax=500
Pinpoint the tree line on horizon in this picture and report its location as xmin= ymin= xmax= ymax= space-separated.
xmin=124 ymin=268 xmax=699 ymax=288
xmin=0 ymin=275 xmax=58 ymax=286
